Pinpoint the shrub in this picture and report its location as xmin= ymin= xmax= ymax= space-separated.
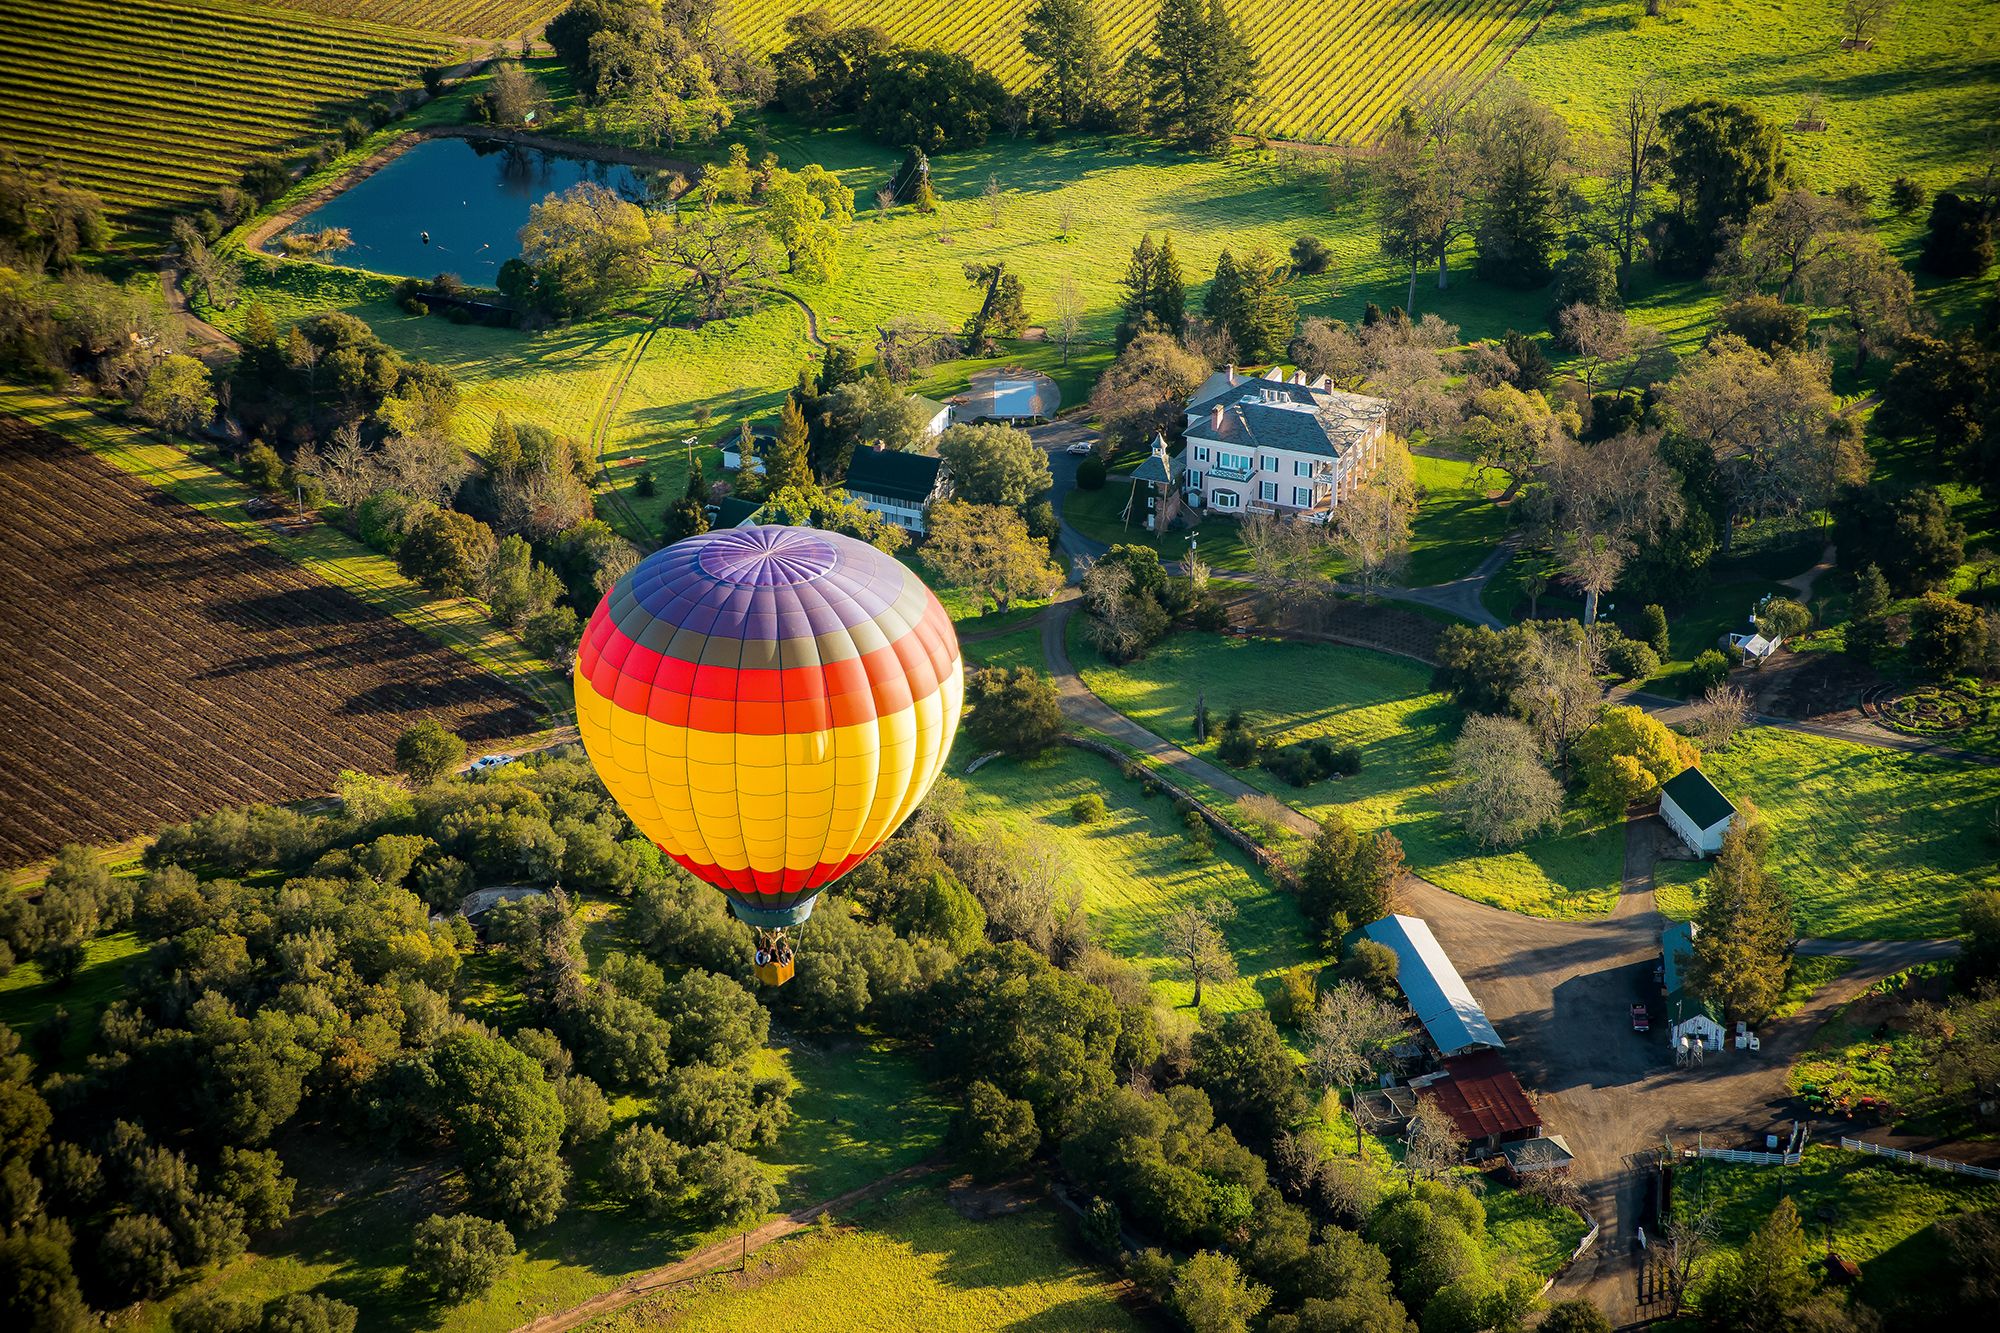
xmin=1639 ymin=603 xmax=1670 ymax=657
xmin=1888 ymin=176 xmax=1927 ymax=217
xmin=1076 ymin=451 xmax=1107 ymax=490
xmin=410 ymin=1213 xmax=515 ymax=1303
xmin=1720 ymin=294 xmax=1808 ymax=352
xmin=1080 ymin=1197 xmax=1124 ymax=1257
xmin=1755 ymin=596 xmax=1812 ymax=641
xmin=1688 ymin=649 xmax=1731 ymax=694
xmin=1921 ymin=192 xmax=1995 ymax=278
xmin=1071 ymin=792 xmax=1109 ymax=824
xmin=1181 ymin=821 xmax=1215 ymax=863
xmin=1910 ymin=593 xmax=1990 ymax=677
xmin=1215 ymin=710 xmax=1259 ymax=768
xmin=239 ymin=440 xmax=286 ymax=491
xmin=1605 ymin=637 xmax=1661 ymax=681
xmin=1269 ymin=967 xmax=1318 ymax=1029
xmin=1291 ymin=235 xmax=1332 ymax=275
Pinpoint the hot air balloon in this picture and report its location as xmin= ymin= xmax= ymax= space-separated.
xmin=574 ymin=524 xmax=963 ymax=985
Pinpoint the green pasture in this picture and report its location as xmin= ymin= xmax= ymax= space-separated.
xmin=1680 ymin=1146 xmax=2000 ymax=1313
xmin=0 ymin=929 xmax=147 ymax=1070
xmin=592 ymin=1180 xmax=1143 ymax=1332
xmin=1700 ymin=727 xmax=2000 ymax=938
xmin=957 ymin=745 xmax=1316 ymax=1011
xmin=1074 ymin=628 xmax=1628 ymax=917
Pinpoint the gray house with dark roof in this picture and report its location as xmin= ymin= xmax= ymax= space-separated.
xmin=1178 ymin=366 xmax=1390 ymax=520
xmin=843 ymin=446 xmax=949 ymax=534
xmin=1659 ymin=767 xmax=1736 ymax=856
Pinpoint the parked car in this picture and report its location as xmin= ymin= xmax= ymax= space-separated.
xmin=1630 ymin=1003 xmax=1651 ymax=1034
xmin=1065 ymin=439 xmax=1097 ymax=456
xmin=468 ymin=754 xmax=515 ymax=773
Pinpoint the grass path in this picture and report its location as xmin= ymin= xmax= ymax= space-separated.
xmin=0 ymin=385 xmax=569 ymax=723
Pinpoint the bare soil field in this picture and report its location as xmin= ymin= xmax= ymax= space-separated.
xmin=0 ymin=417 xmax=538 ymax=866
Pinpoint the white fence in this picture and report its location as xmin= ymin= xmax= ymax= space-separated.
xmin=1536 ymin=1207 xmax=1601 ymax=1297
xmin=1694 ymin=1146 xmax=1803 ymax=1166
xmin=1838 ymin=1137 xmax=2000 ymax=1182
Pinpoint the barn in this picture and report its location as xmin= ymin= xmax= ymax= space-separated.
xmin=1661 ymin=920 xmax=1727 ymax=1053
xmin=1361 ymin=914 xmax=1504 ymax=1056
xmin=1659 ymin=766 xmax=1736 ymax=856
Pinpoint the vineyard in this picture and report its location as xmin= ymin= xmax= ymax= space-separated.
xmin=0 ymin=416 xmax=539 ymax=870
xmin=260 ymin=0 xmax=565 ymax=39
xmin=722 ymin=0 xmax=1551 ymax=143
xmin=0 ymin=0 xmax=453 ymax=230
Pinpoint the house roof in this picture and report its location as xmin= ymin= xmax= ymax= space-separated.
xmin=1185 ymin=375 xmax=1389 ymax=460
xmin=1125 ymin=434 xmax=1176 ymax=485
xmin=913 ymin=395 xmax=951 ymax=419
xmin=1661 ymin=767 xmax=1734 ymax=831
xmin=714 ymin=497 xmax=763 ymax=529
xmin=1422 ymin=1051 xmax=1541 ymax=1142
xmin=1662 ymin=920 xmax=1723 ymax=1026
xmin=1500 ymin=1134 xmax=1575 ymax=1171
xmin=1361 ymin=914 xmax=1505 ymax=1055
xmin=844 ymin=445 xmax=943 ymax=504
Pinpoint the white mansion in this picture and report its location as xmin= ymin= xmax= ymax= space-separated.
xmin=1178 ymin=366 xmax=1391 ymax=519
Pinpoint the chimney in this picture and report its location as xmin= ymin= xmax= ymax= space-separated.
xmin=1211 ymin=403 xmax=1225 ymax=428
xmin=1226 ymin=363 xmax=1236 ymax=384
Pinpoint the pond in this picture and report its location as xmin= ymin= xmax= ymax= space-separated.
xmin=289 ymin=135 xmax=659 ymax=282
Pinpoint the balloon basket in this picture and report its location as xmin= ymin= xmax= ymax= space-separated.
xmin=754 ymin=956 xmax=795 ymax=987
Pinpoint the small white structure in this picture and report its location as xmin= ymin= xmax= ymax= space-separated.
xmin=1661 ymin=921 xmax=1727 ymax=1054
xmin=1729 ymin=630 xmax=1781 ymax=662
xmin=915 ymin=394 xmax=952 ymax=438
xmin=1659 ymin=767 xmax=1736 ymax=857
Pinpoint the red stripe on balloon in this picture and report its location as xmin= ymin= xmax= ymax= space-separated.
xmin=662 ymin=844 xmax=882 ymax=899
xmin=582 ymin=595 xmax=958 ymax=736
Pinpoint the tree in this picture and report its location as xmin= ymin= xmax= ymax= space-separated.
xmin=1921 ymin=191 xmax=1995 ymax=278
xmin=1470 ymin=82 xmax=1569 ymax=287
xmin=398 ymin=508 xmax=498 ymax=596
xmin=1206 ymin=247 xmax=1295 ymax=362
xmin=1516 ymin=623 xmax=1605 ymax=774
xmin=1331 ymin=468 xmax=1414 ymax=601
xmin=925 ymin=501 xmax=1061 ymax=612
xmin=1050 ymin=274 xmax=1084 ymax=367
xmin=1163 ymin=899 xmax=1237 ymax=1007
xmin=1572 ymin=705 xmax=1698 ymax=819
xmin=1910 ymin=593 xmax=1990 ymax=676
xmin=954 ymin=1080 xmax=1040 ymax=1178
xmin=1458 ymin=383 xmax=1576 ymax=491
xmin=935 ymin=423 xmax=1051 ymax=508
xmin=961 ymin=262 xmax=1028 ymax=351
xmin=395 ymin=721 xmax=465 ymax=786
xmin=1842 ymin=0 xmax=1896 ymax=46
xmin=659 ymin=209 xmax=774 ymax=321
xmin=1446 ymin=713 xmax=1562 ymax=848
xmin=1958 ymin=889 xmax=2000 ymax=988
xmin=1089 ymin=329 xmax=1210 ymax=448
xmin=410 ymin=1213 xmax=515 ymax=1303
xmin=1715 ymin=188 xmax=1860 ymax=300
xmin=771 ymin=11 xmax=887 ymax=120
xmin=1552 ymin=246 xmax=1622 ymax=320
xmin=139 ymin=355 xmax=216 ymax=434
xmin=1833 ymin=484 xmax=1965 ymax=594
xmin=430 ymin=1031 xmax=568 ymax=1226
xmin=762 ymin=167 xmax=847 ymax=282
xmin=1022 ymin=0 xmax=1108 ymax=128
xmin=1659 ymin=335 xmax=1849 ymax=543
xmin=261 ymin=1293 xmax=358 ymax=1333
xmin=765 ymin=396 xmax=813 ymax=493
xmin=1685 ymin=683 xmax=1752 ymax=751
xmin=1240 ymin=512 xmax=1336 ymax=626
xmin=1804 ymin=230 xmax=1915 ymax=370
xmin=518 ymin=181 xmax=661 ymax=318
xmin=964 ymin=666 xmax=1064 ymax=757
xmin=1296 ymin=817 xmax=1404 ymax=943
xmin=1402 ymin=1098 xmax=1467 ymax=1183
xmin=1141 ymin=0 xmax=1258 ymax=152
xmin=1175 ymin=1249 xmax=1271 ymax=1333
xmin=683 ymin=1142 xmax=778 ymax=1226
xmin=1308 ymin=980 xmax=1407 ymax=1156
xmin=859 ymin=47 xmax=1010 ymax=151
xmin=605 ymin=1123 xmax=684 ymax=1218
xmin=1697 ymin=1196 xmax=1814 ymax=1332
xmin=0 ymin=161 xmax=109 ymax=270
xmin=1656 ymin=100 xmax=1789 ymax=274
xmin=1375 ymin=75 xmax=1480 ymax=307
xmin=1605 ymin=76 xmax=1669 ymax=290
xmin=1688 ymin=813 xmax=1793 ymax=1024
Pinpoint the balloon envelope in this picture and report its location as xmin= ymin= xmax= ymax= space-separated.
xmin=574 ymin=525 xmax=963 ymax=927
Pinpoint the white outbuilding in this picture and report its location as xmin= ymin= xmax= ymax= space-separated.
xmin=1659 ymin=766 xmax=1736 ymax=857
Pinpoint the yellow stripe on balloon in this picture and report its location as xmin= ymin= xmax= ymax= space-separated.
xmin=574 ymin=663 xmax=963 ymax=875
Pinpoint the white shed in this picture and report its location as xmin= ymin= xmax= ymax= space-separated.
xmin=1659 ymin=767 xmax=1735 ymax=857
xmin=1661 ymin=921 xmax=1727 ymax=1053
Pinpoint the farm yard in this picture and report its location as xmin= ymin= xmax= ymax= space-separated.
xmin=723 ymin=0 xmax=1551 ymax=144
xmin=0 ymin=417 xmax=539 ymax=868
xmin=0 ymin=0 xmax=454 ymax=230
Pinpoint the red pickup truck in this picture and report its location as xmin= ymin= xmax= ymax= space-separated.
xmin=1631 ymin=1004 xmax=1651 ymax=1033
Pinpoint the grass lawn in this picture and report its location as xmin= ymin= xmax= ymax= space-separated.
xmin=142 ymin=1035 xmax=946 ymax=1332
xmin=1074 ymin=629 xmax=1629 ymax=917
xmin=1699 ymin=728 xmax=2000 ymax=938
xmin=0 ymin=384 xmax=569 ymax=722
xmin=0 ymin=929 xmax=147 ymax=1069
xmin=1680 ymin=1146 xmax=2000 ymax=1312
xmin=1483 ymin=1183 xmax=1591 ymax=1279
xmin=958 ymin=626 xmax=1045 ymax=674
xmin=957 ymin=746 xmax=1315 ymax=1011
xmin=1769 ymin=955 xmax=1858 ymax=1021
xmin=591 ymin=1180 xmax=1143 ymax=1332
